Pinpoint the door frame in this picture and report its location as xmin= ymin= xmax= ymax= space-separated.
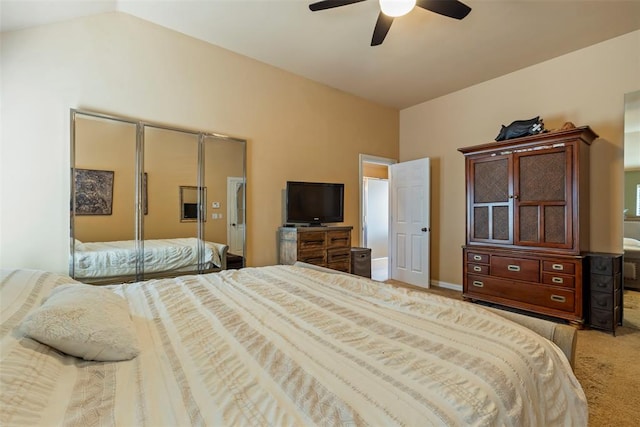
xmin=359 ymin=154 xmax=397 ymax=247
xmin=227 ymin=176 xmax=245 ymax=256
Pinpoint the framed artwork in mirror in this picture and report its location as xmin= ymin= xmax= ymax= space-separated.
xmin=74 ymin=169 xmax=114 ymax=215
xmin=180 ymin=186 xmax=206 ymax=222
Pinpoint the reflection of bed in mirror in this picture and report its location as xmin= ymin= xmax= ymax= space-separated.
xmin=624 ymin=236 xmax=640 ymax=291
xmin=73 ymin=237 xmax=228 ymax=284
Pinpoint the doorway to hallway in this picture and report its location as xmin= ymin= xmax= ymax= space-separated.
xmin=360 ymin=155 xmax=395 ymax=281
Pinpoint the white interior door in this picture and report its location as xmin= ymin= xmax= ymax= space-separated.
xmin=227 ymin=177 xmax=245 ymax=256
xmin=389 ymin=158 xmax=430 ymax=287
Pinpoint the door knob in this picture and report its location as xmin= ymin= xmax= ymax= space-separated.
xmin=421 ymin=227 xmax=428 ymax=232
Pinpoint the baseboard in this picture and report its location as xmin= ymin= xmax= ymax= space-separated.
xmin=430 ymin=280 xmax=462 ymax=292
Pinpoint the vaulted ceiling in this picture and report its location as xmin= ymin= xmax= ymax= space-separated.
xmin=2 ymin=0 xmax=639 ymax=109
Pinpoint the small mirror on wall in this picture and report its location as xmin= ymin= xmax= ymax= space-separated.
xmin=180 ymin=186 xmax=206 ymax=222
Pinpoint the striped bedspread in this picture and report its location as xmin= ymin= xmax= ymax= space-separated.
xmin=1 ymin=266 xmax=587 ymax=426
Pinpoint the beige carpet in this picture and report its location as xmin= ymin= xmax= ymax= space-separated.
xmin=385 ymin=281 xmax=640 ymax=426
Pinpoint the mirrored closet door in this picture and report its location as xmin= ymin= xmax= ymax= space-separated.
xmin=70 ymin=109 xmax=246 ymax=284
xmin=624 ymin=90 xmax=640 ymax=291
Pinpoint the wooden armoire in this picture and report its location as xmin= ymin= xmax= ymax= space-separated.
xmin=458 ymin=126 xmax=598 ymax=326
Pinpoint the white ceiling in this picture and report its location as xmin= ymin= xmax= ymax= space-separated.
xmin=2 ymin=0 xmax=640 ymax=109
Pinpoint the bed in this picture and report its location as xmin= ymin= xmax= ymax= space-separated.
xmin=624 ymin=237 xmax=640 ymax=291
xmin=72 ymin=237 xmax=228 ymax=283
xmin=1 ymin=265 xmax=586 ymax=426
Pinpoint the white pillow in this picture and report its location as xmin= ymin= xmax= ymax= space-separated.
xmin=20 ymin=284 xmax=139 ymax=361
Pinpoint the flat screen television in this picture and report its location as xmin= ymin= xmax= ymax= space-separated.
xmin=285 ymin=181 xmax=344 ymax=226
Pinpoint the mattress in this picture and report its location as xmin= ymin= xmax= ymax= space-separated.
xmin=0 ymin=266 xmax=587 ymax=426
xmin=73 ymin=237 xmax=225 ymax=278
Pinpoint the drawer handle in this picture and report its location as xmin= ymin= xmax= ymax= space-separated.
xmin=552 ymin=277 xmax=564 ymax=284
xmin=507 ymin=265 xmax=520 ymax=272
xmin=473 ymin=266 xmax=482 ymax=272
xmin=473 ymin=255 xmax=482 ymax=261
xmin=472 ymin=280 xmax=484 ymax=288
xmin=550 ymin=295 xmax=566 ymax=303
xmin=552 ymin=264 xmax=564 ymax=271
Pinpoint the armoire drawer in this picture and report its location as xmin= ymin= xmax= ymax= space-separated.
xmin=542 ymin=273 xmax=575 ymax=288
xmin=467 ymin=263 xmax=489 ymax=275
xmin=467 ymin=252 xmax=489 ymax=264
xmin=542 ymin=260 xmax=576 ymax=275
xmin=466 ymin=274 xmax=575 ymax=312
xmin=491 ymin=256 xmax=539 ymax=282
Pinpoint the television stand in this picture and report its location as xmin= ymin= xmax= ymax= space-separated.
xmin=278 ymin=225 xmax=353 ymax=273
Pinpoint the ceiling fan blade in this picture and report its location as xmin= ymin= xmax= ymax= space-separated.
xmin=416 ymin=0 xmax=471 ymax=20
xmin=371 ymin=12 xmax=394 ymax=46
xmin=309 ymin=0 xmax=368 ymax=12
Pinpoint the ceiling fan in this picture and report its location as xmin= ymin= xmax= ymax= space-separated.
xmin=309 ymin=0 xmax=471 ymax=46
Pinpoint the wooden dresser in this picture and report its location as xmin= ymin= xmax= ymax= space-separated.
xmin=458 ymin=126 xmax=598 ymax=326
xmin=278 ymin=226 xmax=353 ymax=273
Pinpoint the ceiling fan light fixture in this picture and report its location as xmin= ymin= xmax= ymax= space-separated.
xmin=379 ymin=0 xmax=416 ymax=17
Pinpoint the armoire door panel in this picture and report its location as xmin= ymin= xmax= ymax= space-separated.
xmin=517 ymin=150 xmax=567 ymax=201
xmin=544 ymin=205 xmax=568 ymax=244
xmin=473 ymin=158 xmax=509 ymax=203
xmin=518 ymin=205 xmax=539 ymax=242
xmin=514 ymin=146 xmax=573 ymax=249
xmin=469 ymin=155 xmax=513 ymax=244
xmin=492 ymin=206 xmax=510 ymax=240
xmin=473 ymin=206 xmax=489 ymax=239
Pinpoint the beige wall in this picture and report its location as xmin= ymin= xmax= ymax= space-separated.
xmin=363 ymin=163 xmax=389 ymax=179
xmin=202 ymin=137 xmax=245 ymax=245
xmin=75 ymin=116 xmax=137 ymax=242
xmin=0 ymin=12 xmax=398 ymax=272
xmin=143 ymin=127 xmax=200 ymax=240
xmin=400 ymin=30 xmax=640 ymax=287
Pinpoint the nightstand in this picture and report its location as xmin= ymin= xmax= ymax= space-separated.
xmin=587 ymin=253 xmax=623 ymax=335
